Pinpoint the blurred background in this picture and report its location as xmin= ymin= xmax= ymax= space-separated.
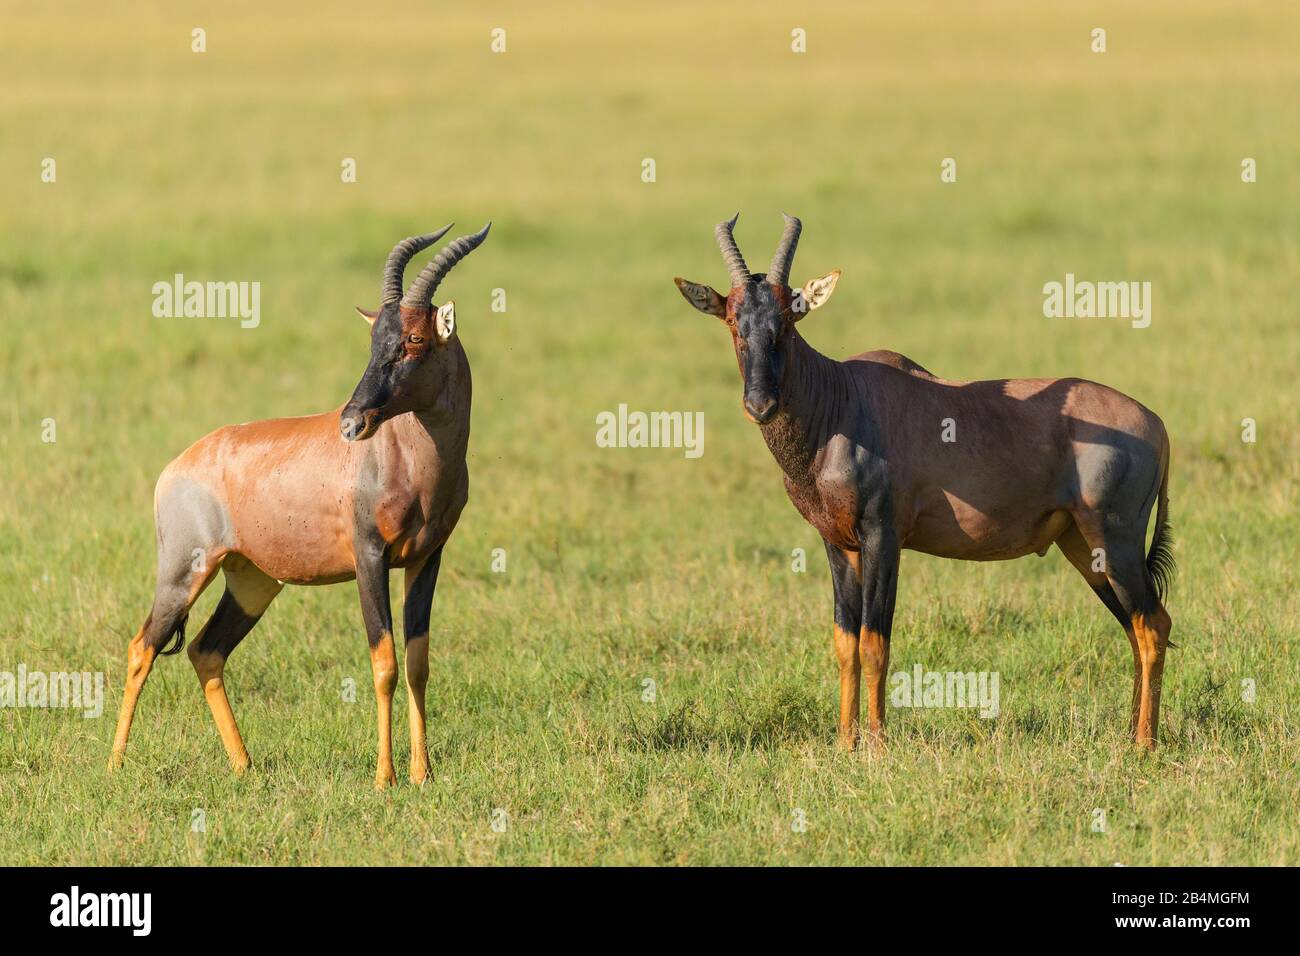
xmin=0 ymin=1 xmax=1296 ymax=864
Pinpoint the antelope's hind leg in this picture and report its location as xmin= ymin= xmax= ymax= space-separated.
xmin=187 ymin=557 xmax=282 ymax=774
xmin=109 ymin=547 xmax=222 ymax=771
xmin=402 ymin=546 xmax=443 ymax=786
xmin=1055 ymin=523 xmax=1142 ymax=736
xmin=1068 ymin=515 xmax=1172 ymax=750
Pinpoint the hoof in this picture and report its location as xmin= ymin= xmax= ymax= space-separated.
xmin=375 ymin=769 xmax=397 ymax=791
xmin=107 ymin=751 xmax=124 ymax=772
xmin=230 ymin=754 xmax=251 ymax=776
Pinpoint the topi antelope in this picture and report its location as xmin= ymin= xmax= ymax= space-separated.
xmin=674 ymin=214 xmax=1174 ymax=750
xmin=109 ymin=223 xmax=490 ymax=787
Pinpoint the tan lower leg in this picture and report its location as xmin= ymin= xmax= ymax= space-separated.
xmin=834 ymin=624 xmax=861 ymax=750
xmin=1125 ymin=627 xmax=1141 ymax=737
xmin=108 ymin=632 xmax=157 ymax=770
xmin=860 ymin=628 xmax=890 ymax=747
xmin=405 ymin=635 xmax=430 ymax=784
xmin=188 ymin=645 xmax=250 ymax=773
xmin=370 ymin=633 xmax=398 ymax=789
xmin=1133 ymin=609 xmax=1170 ymax=750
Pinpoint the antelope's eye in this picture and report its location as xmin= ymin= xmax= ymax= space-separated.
xmin=408 ymin=334 xmax=425 ymax=345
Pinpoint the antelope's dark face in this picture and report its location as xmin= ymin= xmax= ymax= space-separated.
xmin=339 ymin=223 xmax=490 ymax=442
xmin=729 ymin=278 xmax=796 ymax=424
xmin=340 ymin=301 xmax=459 ymax=441
xmin=675 ymin=214 xmax=839 ymax=425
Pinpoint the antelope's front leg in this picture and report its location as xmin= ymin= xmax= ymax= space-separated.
xmin=357 ymin=549 xmax=397 ymax=790
xmin=858 ymin=521 xmax=899 ymax=749
xmin=403 ymin=547 xmax=443 ymax=786
xmin=825 ymin=543 xmax=863 ymax=750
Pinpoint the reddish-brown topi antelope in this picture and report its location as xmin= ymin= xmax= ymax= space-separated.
xmin=109 ymin=223 xmax=490 ymax=787
xmin=675 ymin=214 xmax=1174 ymax=750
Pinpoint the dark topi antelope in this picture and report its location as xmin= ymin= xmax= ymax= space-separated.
xmin=675 ymin=214 xmax=1175 ymax=751
xmin=109 ymin=223 xmax=490 ymax=787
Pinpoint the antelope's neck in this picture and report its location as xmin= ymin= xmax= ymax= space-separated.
xmin=410 ymin=343 xmax=473 ymax=444
xmin=400 ymin=345 xmax=472 ymax=466
xmin=759 ymin=331 xmax=849 ymax=485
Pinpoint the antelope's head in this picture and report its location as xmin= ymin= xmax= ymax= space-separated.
xmin=341 ymin=223 xmax=491 ymax=441
xmin=674 ymin=214 xmax=839 ymax=424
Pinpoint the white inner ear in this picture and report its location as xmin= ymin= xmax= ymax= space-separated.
xmin=436 ymin=300 xmax=456 ymax=341
xmin=800 ymin=270 xmax=841 ymax=312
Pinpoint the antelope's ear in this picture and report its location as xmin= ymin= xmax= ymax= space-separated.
xmin=435 ymin=300 xmax=456 ymax=342
xmin=356 ymin=306 xmax=379 ymax=327
xmin=674 ymin=278 xmax=727 ymax=318
xmin=794 ymin=270 xmax=840 ymax=318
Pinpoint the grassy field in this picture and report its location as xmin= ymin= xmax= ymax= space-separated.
xmin=1 ymin=0 xmax=1297 ymax=865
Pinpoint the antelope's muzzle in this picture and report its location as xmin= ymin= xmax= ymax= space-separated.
xmin=741 ymin=345 xmax=781 ymax=425
xmin=341 ymin=359 xmax=394 ymax=442
xmin=339 ymin=406 xmax=382 ymax=442
xmin=743 ymin=392 xmax=778 ymax=425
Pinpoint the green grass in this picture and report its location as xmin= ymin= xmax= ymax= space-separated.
xmin=1 ymin=0 xmax=1297 ymax=865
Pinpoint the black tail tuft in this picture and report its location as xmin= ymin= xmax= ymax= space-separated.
xmin=1146 ymin=519 xmax=1175 ymax=603
xmin=157 ymin=613 xmax=188 ymax=656
xmin=1145 ymin=454 xmax=1175 ymax=603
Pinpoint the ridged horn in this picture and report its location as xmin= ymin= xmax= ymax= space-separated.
xmin=715 ymin=213 xmax=750 ymax=287
xmin=381 ymin=224 xmax=453 ymax=305
xmin=401 ymin=222 xmax=492 ymax=310
xmin=766 ymin=213 xmax=802 ymax=287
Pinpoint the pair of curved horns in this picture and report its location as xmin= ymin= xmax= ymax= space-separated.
xmin=381 ymin=222 xmax=492 ymax=309
xmin=715 ymin=212 xmax=802 ymax=288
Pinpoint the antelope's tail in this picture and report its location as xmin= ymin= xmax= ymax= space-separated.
xmin=157 ymin=612 xmax=188 ymax=656
xmin=1145 ymin=448 xmax=1175 ymax=604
